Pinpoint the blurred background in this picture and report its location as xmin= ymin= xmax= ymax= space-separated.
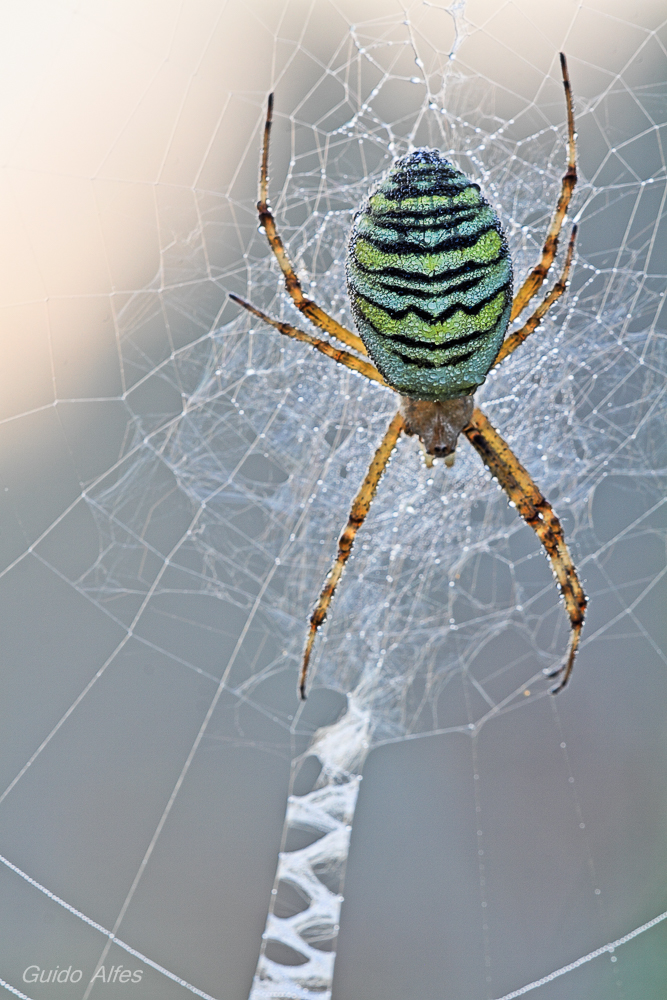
xmin=0 ymin=2 xmax=665 ymax=999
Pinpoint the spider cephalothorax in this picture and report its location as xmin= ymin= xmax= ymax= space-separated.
xmin=231 ymin=54 xmax=585 ymax=700
xmin=399 ymin=395 xmax=475 ymax=464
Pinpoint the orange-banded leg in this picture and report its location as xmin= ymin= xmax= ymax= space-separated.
xmin=463 ymin=407 xmax=586 ymax=692
xmin=493 ymin=224 xmax=577 ymax=368
xmin=230 ymin=293 xmax=388 ymax=388
xmin=510 ymin=52 xmax=577 ymax=324
xmin=299 ymin=409 xmax=405 ymax=699
xmin=257 ymin=93 xmax=367 ymax=357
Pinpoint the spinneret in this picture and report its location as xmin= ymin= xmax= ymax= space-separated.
xmin=346 ymin=149 xmax=512 ymax=401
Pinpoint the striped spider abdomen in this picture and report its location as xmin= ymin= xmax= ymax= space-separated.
xmin=346 ymin=148 xmax=513 ymax=402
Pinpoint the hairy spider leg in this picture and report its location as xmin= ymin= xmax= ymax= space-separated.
xmin=463 ymin=407 xmax=587 ymax=692
xmin=509 ymin=52 xmax=577 ymax=324
xmin=257 ymin=93 xmax=367 ymax=357
xmin=493 ymin=224 xmax=577 ymax=367
xmin=299 ymin=409 xmax=405 ymax=699
xmin=229 ymin=294 xmax=388 ymax=386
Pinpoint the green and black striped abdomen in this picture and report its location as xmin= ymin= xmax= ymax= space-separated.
xmin=346 ymin=149 xmax=512 ymax=401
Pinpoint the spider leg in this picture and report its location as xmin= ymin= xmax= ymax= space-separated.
xmin=299 ymin=408 xmax=405 ymax=699
xmin=463 ymin=407 xmax=586 ymax=692
xmin=257 ymin=94 xmax=367 ymax=357
xmin=493 ymin=224 xmax=576 ymax=368
xmin=510 ymin=53 xmax=577 ymax=324
xmin=229 ymin=293 xmax=389 ymax=388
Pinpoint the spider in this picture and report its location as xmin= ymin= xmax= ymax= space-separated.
xmin=231 ymin=53 xmax=586 ymax=701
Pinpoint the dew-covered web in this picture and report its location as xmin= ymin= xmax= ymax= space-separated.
xmin=1 ymin=3 xmax=666 ymax=1000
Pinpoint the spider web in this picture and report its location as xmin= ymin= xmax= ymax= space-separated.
xmin=0 ymin=2 xmax=665 ymax=1000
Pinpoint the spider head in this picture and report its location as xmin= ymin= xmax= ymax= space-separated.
xmin=399 ymin=394 xmax=474 ymax=466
